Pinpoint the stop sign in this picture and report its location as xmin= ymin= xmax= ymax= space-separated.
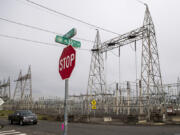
xmin=59 ymin=45 xmax=76 ymax=80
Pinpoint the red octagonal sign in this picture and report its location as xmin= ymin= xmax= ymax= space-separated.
xmin=59 ymin=45 xmax=76 ymax=80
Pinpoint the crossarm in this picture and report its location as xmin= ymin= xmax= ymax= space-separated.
xmin=99 ymin=26 xmax=147 ymax=53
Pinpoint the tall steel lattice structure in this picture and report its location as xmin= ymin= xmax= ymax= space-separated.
xmin=0 ymin=77 xmax=10 ymax=101
xmin=13 ymin=66 xmax=32 ymax=103
xmin=87 ymin=5 xmax=163 ymax=117
xmin=87 ymin=30 xmax=106 ymax=96
xmin=141 ymin=5 xmax=163 ymax=114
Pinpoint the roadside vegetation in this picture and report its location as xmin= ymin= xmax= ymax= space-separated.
xmin=0 ymin=110 xmax=62 ymax=121
xmin=0 ymin=110 xmax=14 ymax=118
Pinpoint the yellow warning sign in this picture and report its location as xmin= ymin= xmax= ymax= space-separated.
xmin=91 ymin=99 xmax=96 ymax=105
xmin=91 ymin=105 xmax=96 ymax=110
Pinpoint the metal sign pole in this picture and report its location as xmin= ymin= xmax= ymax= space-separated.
xmin=57 ymin=28 xmax=78 ymax=135
xmin=63 ymin=79 xmax=69 ymax=135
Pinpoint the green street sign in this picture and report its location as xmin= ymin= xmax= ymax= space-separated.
xmin=63 ymin=28 xmax=77 ymax=39
xmin=55 ymin=35 xmax=81 ymax=48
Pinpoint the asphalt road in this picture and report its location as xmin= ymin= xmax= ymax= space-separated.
xmin=1 ymin=118 xmax=180 ymax=135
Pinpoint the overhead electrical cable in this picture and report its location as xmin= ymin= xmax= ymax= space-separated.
xmin=0 ymin=34 xmax=91 ymax=51
xmin=0 ymin=17 xmax=94 ymax=43
xmin=0 ymin=34 xmax=58 ymax=47
xmin=25 ymin=0 xmax=120 ymax=35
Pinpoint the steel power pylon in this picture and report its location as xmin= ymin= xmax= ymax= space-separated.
xmin=141 ymin=5 xmax=163 ymax=118
xmin=0 ymin=77 xmax=10 ymax=101
xmin=87 ymin=30 xmax=106 ymax=97
xmin=13 ymin=66 xmax=32 ymax=105
xmin=87 ymin=5 xmax=163 ymax=117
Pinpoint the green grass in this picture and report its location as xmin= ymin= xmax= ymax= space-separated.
xmin=0 ymin=110 xmax=14 ymax=118
xmin=0 ymin=110 xmax=59 ymax=121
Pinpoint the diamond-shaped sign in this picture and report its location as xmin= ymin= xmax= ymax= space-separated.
xmin=91 ymin=99 xmax=96 ymax=105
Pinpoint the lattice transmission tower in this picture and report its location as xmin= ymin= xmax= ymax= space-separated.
xmin=13 ymin=66 xmax=32 ymax=104
xmin=141 ymin=5 xmax=163 ymax=106
xmin=87 ymin=30 xmax=106 ymax=97
xmin=87 ymin=5 xmax=163 ymax=117
xmin=0 ymin=77 xmax=10 ymax=101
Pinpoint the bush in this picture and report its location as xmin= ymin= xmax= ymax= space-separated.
xmin=0 ymin=110 xmax=14 ymax=117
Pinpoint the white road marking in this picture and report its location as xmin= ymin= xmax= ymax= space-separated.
xmin=0 ymin=130 xmax=27 ymax=135
xmin=0 ymin=130 xmax=15 ymax=133
xmin=0 ymin=132 xmax=21 ymax=135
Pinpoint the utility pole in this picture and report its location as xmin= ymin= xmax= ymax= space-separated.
xmin=139 ymin=80 xmax=143 ymax=115
xmin=127 ymin=81 xmax=130 ymax=115
xmin=116 ymin=83 xmax=119 ymax=115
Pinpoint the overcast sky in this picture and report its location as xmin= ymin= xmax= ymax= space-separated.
xmin=0 ymin=0 xmax=180 ymax=99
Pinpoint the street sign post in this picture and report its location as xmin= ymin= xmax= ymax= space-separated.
xmin=0 ymin=98 xmax=4 ymax=106
xmin=55 ymin=36 xmax=81 ymax=48
xmin=63 ymin=28 xmax=77 ymax=39
xmin=91 ymin=99 xmax=96 ymax=105
xmin=59 ymin=45 xmax=76 ymax=135
xmin=91 ymin=99 xmax=96 ymax=110
xmin=56 ymin=28 xmax=78 ymax=135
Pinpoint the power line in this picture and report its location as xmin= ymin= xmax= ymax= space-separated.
xmin=25 ymin=0 xmax=120 ymax=36
xmin=0 ymin=34 xmax=59 ymax=47
xmin=0 ymin=34 xmax=90 ymax=51
xmin=0 ymin=17 xmax=94 ymax=43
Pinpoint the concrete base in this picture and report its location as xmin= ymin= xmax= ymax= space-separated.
xmin=171 ymin=116 xmax=180 ymax=122
xmin=104 ymin=117 xmax=112 ymax=122
xmin=162 ymin=114 xmax=166 ymax=122
xmin=138 ymin=120 xmax=147 ymax=124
